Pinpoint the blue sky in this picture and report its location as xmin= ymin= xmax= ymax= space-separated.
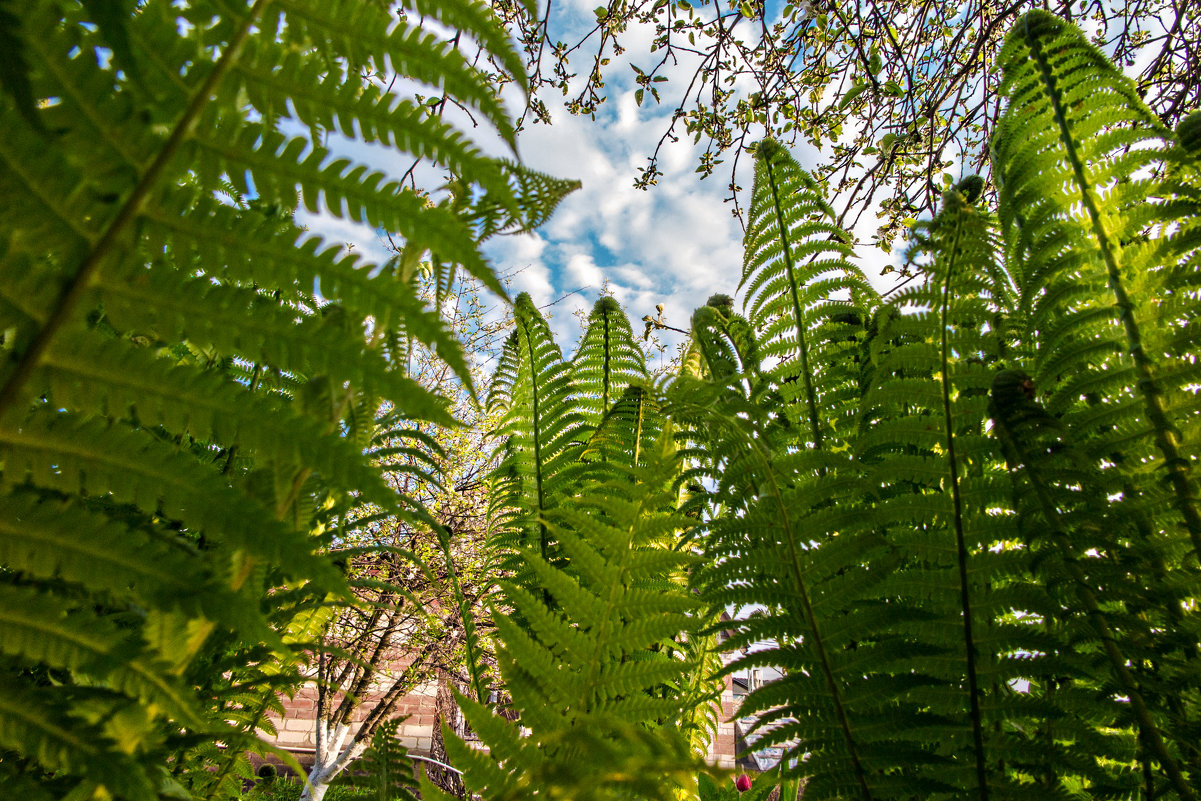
xmin=293 ymin=0 xmax=909 ymax=356
xmin=290 ymin=0 xmax=1178 ymax=362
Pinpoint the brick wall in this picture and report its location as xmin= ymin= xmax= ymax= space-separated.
xmin=264 ymin=674 xmax=743 ymax=772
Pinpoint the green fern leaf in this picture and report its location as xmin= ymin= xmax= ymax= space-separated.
xmin=0 ymin=681 xmax=157 ymax=801
xmin=994 ymin=9 xmax=1201 ymax=561
xmin=741 ymin=139 xmax=878 ymax=449
xmin=571 ymin=296 xmax=649 ymax=427
xmin=486 ymin=293 xmax=587 ymax=570
xmin=448 ymin=437 xmax=712 ymax=801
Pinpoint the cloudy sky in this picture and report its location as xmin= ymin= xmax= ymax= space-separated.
xmin=296 ymin=0 xmax=907 ymax=360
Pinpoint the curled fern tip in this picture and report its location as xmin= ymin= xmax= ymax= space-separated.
xmin=706 ymin=293 xmax=735 ymax=316
xmin=956 ymin=175 xmax=986 ymax=203
xmin=752 ymin=138 xmax=784 ymax=161
xmin=1178 ymin=111 xmax=1201 ymax=154
xmin=594 ymin=296 xmax=621 ymax=314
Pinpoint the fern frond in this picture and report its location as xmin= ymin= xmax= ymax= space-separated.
xmin=989 ymin=369 xmax=1198 ymax=800
xmin=0 ymin=491 xmax=239 ymax=616
xmin=673 ymin=386 xmax=877 ymax=798
xmin=348 ymin=718 xmax=420 ymax=801
xmin=438 ymin=525 xmax=493 ymax=705
xmin=0 ymin=681 xmax=156 ymax=801
xmin=576 ymin=384 xmax=663 ymax=472
xmin=233 ymin=41 xmax=509 ymax=192
xmin=1 ymin=410 xmax=310 ymax=565
xmin=4 ymin=2 xmax=576 ymax=794
xmin=466 ymin=161 xmax=582 ymax=241
xmin=273 ymin=0 xmax=518 ymax=146
xmin=571 ymin=296 xmax=649 ymax=429
xmin=140 ymin=198 xmax=469 ymax=383
xmin=443 ymin=436 xmax=712 ymax=801
xmin=401 ymin=0 xmax=531 ymax=93
xmin=486 ymin=293 xmax=587 ymax=573
xmin=741 ymin=139 xmax=878 ymax=449
xmin=38 ymin=331 xmax=397 ymax=505
xmin=0 ymin=584 xmax=205 ymax=729
xmin=993 ymin=9 xmax=1201 ymax=561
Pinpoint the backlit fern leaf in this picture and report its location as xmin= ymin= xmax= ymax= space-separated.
xmin=665 ymin=371 xmax=877 ymax=798
xmin=741 ymin=139 xmax=878 ymax=448
xmin=990 ymin=369 xmax=1200 ymax=798
xmin=466 ymin=161 xmax=582 ymax=242
xmin=571 ymin=296 xmax=649 ymax=429
xmin=0 ymin=0 xmax=560 ymax=795
xmin=993 ymin=9 xmax=1201 ymax=562
xmin=426 ymin=436 xmax=711 ymax=801
xmin=855 ymin=187 xmax=1040 ymax=800
xmin=576 ymin=384 xmax=663 ymax=472
xmin=486 ymin=293 xmax=587 ymax=575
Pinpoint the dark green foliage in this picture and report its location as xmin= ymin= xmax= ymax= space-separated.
xmin=428 ymin=433 xmax=714 ymax=801
xmin=0 ymin=0 xmax=564 ymax=797
xmin=957 ymin=175 xmax=987 ymax=204
xmin=1180 ymin=112 xmax=1201 ymax=154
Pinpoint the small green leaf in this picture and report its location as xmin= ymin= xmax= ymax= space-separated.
xmin=837 ymin=81 xmax=868 ymax=110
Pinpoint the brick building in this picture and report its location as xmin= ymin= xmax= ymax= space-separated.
xmin=266 ymin=669 xmax=753 ymax=773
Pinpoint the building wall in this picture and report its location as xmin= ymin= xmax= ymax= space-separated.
xmin=265 ymin=674 xmax=743 ymax=771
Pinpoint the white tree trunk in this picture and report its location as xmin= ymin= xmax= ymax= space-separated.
xmin=299 ymin=719 xmax=369 ymax=801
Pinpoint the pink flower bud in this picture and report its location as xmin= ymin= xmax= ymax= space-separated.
xmin=735 ymin=774 xmax=753 ymax=793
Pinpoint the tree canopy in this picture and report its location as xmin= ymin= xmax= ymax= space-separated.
xmin=484 ymin=0 xmax=1198 ymax=251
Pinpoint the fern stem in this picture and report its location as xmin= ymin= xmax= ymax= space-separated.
xmin=632 ymin=389 xmax=644 ymax=469
xmin=0 ymin=0 xmax=269 ymax=420
xmin=762 ymin=154 xmax=823 ymax=452
xmin=995 ymin=413 xmax=1195 ymax=801
xmin=519 ymin=314 xmax=549 ymax=566
xmin=938 ymin=208 xmax=989 ymax=801
xmin=602 ymin=308 xmax=612 ymax=412
xmin=1025 ymin=20 xmax=1201 ymax=562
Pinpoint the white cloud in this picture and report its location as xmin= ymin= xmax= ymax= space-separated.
xmin=475 ymin=80 xmax=756 ymax=350
xmin=281 ymin=14 xmax=911 ymax=359
xmin=507 ymin=261 xmax=556 ymax=307
xmin=294 ymin=209 xmax=394 ymax=268
xmin=564 ymin=252 xmax=606 ymax=287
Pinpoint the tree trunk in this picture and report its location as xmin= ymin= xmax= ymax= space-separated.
xmin=427 ymin=669 xmax=467 ymax=797
xmin=299 ymin=720 xmax=368 ymax=801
